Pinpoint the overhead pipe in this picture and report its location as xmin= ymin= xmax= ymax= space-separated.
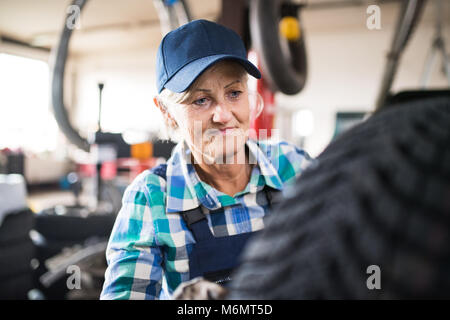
xmin=51 ymin=0 xmax=90 ymax=151
xmin=375 ymin=0 xmax=427 ymax=111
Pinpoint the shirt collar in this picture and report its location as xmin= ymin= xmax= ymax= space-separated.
xmin=165 ymin=139 xmax=283 ymax=213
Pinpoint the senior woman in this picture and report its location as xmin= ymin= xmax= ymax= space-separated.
xmin=101 ymin=19 xmax=312 ymax=300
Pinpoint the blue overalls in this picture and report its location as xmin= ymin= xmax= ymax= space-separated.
xmin=152 ymin=163 xmax=282 ymax=287
xmin=183 ymin=186 xmax=282 ymax=286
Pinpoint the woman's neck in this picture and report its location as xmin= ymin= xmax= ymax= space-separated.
xmin=192 ymin=147 xmax=253 ymax=197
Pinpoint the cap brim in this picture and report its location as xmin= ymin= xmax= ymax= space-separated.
xmin=161 ymin=54 xmax=261 ymax=93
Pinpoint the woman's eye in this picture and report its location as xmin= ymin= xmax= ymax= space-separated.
xmin=229 ymin=91 xmax=242 ymax=99
xmin=193 ymin=97 xmax=209 ymax=107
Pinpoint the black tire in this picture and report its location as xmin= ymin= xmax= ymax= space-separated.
xmin=249 ymin=0 xmax=307 ymax=94
xmin=0 ymin=238 xmax=35 ymax=279
xmin=0 ymin=209 xmax=34 ymax=245
xmin=33 ymin=237 xmax=108 ymax=300
xmin=0 ymin=272 xmax=34 ymax=300
xmin=229 ymin=97 xmax=450 ymax=299
xmin=35 ymin=213 xmax=116 ymax=242
xmin=34 ymin=237 xmax=83 ymax=263
xmin=32 ymin=238 xmax=78 ymax=301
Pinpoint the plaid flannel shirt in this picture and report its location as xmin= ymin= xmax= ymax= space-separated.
xmin=100 ymin=139 xmax=313 ymax=300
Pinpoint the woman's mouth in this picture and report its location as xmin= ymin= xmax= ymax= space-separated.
xmin=218 ymin=127 xmax=236 ymax=135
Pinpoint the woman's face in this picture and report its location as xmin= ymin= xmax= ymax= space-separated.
xmin=175 ymin=61 xmax=251 ymax=164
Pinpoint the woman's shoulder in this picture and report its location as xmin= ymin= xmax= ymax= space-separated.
xmin=254 ymin=139 xmax=314 ymax=183
xmin=122 ymin=165 xmax=168 ymax=206
xmin=133 ymin=165 xmax=167 ymax=189
xmin=255 ymin=139 xmax=308 ymax=155
xmin=255 ymin=139 xmax=312 ymax=162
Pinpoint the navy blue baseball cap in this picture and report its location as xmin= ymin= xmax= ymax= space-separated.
xmin=156 ymin=19 xmax=261 ymax=94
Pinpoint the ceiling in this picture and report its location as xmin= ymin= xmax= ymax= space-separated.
xmin=0 ymin=0 xmax=221 ymax=54
xmin=0 ymin=0 xmax=446 ymax=55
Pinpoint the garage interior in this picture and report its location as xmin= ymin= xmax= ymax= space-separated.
xmin=0 ymin=0 xmax=449 ymax=300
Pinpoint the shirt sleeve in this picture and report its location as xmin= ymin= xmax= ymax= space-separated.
xmin=100 ymin=172 xmax=166 ymax=300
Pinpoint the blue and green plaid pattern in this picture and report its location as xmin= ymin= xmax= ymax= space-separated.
xmin=100 ymin=139 xmax=313 ymax=299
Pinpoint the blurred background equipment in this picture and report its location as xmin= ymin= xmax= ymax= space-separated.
xmin=375 ymin=0 xmax=427 ymax=110
xmin=0 ymin=174 xmax=35 ymax=299
xmin=51 ymin=0 xmax=90 ymax=153
xmin=375 ymin=0 xmax=450 ymax=110
xmin=332 ymin=111 xmax=367 ymax=140
xmin=0 ymin=174 xmax=28 ymax=224
xmin=249 ymin=0 xmax=307 ymax=95
xmin=153 ymin=0 xmax=192 ymax=36
xmin=420 ymin=0 xmax=450 ymax=86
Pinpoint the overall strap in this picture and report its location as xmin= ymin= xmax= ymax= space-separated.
xmin=182 ymin=207 xmax=214 ymax=242
xmin=264 ymin=186 xmax=283 ymax=210
xmin=151 ymin=163 xmax=215 ymax=243
xmin=185 ymin=187 xmax=284 ymax=242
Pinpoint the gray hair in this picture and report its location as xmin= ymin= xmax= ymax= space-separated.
xmin=156 ymin=88 xmax=187 ymax=142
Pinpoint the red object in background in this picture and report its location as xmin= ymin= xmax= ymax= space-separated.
xmin=78 ymin=157 xmax=157 ymax=185
xmin=100 ymin=161 xmax=117 ymax=180
xmin=78 ymin=163 xmax=96 ymax=178
xmin=116 ymin=158 xmax=157 ymax=182
xmin=77 ymin=161 xmax=117 ymax=180
xmin=249 ymin=51 xmax=276 ymax=139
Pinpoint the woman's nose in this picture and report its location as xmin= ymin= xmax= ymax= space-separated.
xmin=212 ymin=104 xmax=233 ymax=123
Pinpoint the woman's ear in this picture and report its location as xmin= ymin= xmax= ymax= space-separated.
xmin=153 ymin=96 xmax=178 ymax=129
